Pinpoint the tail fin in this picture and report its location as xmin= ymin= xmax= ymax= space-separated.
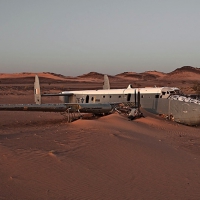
xmin=34 ymin=75 xmax=41 ymax=104
xmin=103 ymin=75 xmax=110 ymax=89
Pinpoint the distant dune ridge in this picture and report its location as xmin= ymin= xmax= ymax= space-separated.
xmin=0 ymin=66 xmax=200 ymax=94
xmin=1 ymin=66 xmax=200 ymax=80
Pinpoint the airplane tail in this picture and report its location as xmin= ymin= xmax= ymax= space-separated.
xmin=34 ymin=75 xmax=41 ymax=104
xmin=103 ymin=75 xmax=110 ymax=89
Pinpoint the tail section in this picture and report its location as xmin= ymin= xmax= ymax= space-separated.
xmin=34 ymin=75 xmax=41 ymax=104
xmin=103 ymin=75 xmax=110 ymax=90
xmin=127 ymin=84 xmax=133 ymax=89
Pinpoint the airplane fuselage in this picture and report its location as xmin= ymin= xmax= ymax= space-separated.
xmin=57 ymin=86 xmax=200 ymax=126
xmin=59 ymin=87 xmax=177 ymax=104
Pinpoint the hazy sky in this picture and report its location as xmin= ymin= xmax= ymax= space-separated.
xmin=1 ymin=0 xmax=200 ymax=76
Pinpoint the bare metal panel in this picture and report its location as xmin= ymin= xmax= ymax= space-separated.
xmin=141 ymin=97 xmax=200 ymax=126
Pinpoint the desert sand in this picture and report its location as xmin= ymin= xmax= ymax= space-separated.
xmin=1 ymin=69 xmax=200 ymax=199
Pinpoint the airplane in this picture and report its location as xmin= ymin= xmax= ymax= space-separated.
xmin=1 ymin=74 xmax=200 ymax=125
xmin=0 ymin=75 xmax=142 ymax=122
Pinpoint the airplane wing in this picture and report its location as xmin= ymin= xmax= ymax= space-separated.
xmin=0 ymin=103 xmax=74 ymax=112
xmin=41 ymin=93 xmax=74 ymax=96
xmin=0 ymin=103 xmax=114 ymax=114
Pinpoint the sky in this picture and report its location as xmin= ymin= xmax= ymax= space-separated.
xmin=1 ymin=0 xmax=200 ymax=76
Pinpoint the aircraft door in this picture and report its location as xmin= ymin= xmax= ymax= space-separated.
xmin=86 ymin=95 xmax=89 ymax=103
xmin=127 ymin=93 xmax=131 ymax=101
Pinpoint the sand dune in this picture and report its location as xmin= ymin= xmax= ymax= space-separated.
xmin=1 ymin=94 xmax=200 ymax=199
xmin=1 ymin=70 xmax=200 ymax=199
xmin=0 ymin=72 xmax=68 ymax=80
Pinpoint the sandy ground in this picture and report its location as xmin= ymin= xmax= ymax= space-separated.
xmin=1 ymin=73 xmax=200 ymax=199
xmin=1 ymin=95 xmax=200 ymax=200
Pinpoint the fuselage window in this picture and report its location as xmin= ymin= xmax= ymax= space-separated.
xmin=91 ymin=97 xmax=94 ymax=101
xmin=103 ymin=95 xmax=105 ymax=98
xmin=110 ymin=96 xmax=112 ymax=98
xmin=127 ymin=93 xmax=131 ymax=101
xmin=119 ymin=95 xmax=121 ymax=98
xmin=86 ymin=95 xmax=89 ymax=103
xmin=141 ymin=95 xmax=144 ymax=98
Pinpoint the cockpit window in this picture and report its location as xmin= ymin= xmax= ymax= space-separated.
xmin=174 ymin=90 xmax=180 ymax=94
